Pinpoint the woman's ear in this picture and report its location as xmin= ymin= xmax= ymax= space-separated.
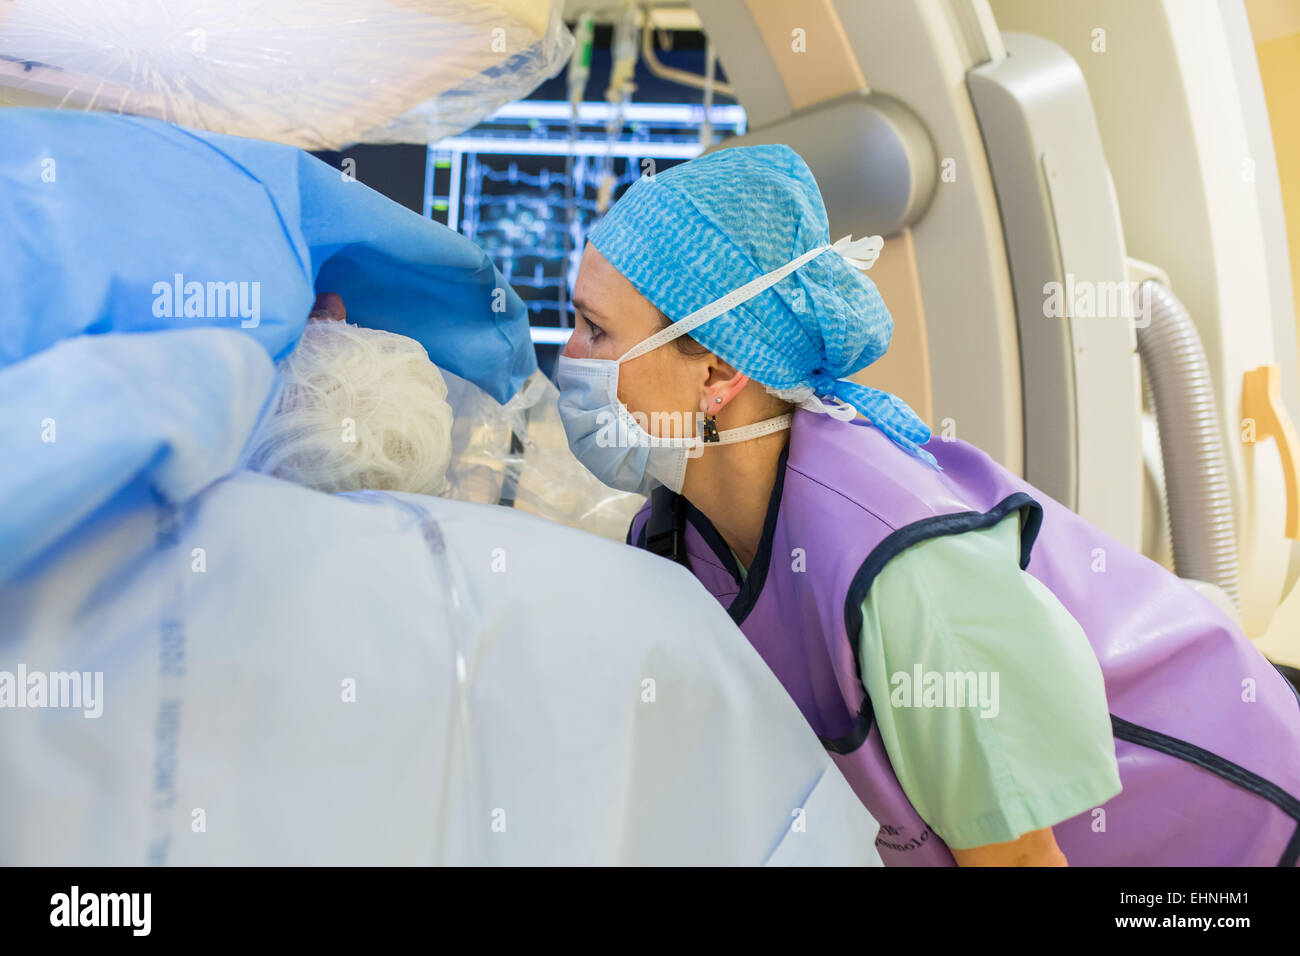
xmin=699 ymin=358 xmax=749 ymax=414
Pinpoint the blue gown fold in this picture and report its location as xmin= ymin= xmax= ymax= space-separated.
xmin=0 ymin=108 xmax=537 ymax=578
xmin=0 ymin=109 xmax=536 ymax=400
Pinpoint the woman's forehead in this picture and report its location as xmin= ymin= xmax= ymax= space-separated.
xmin=575 ymin=243 xmax=655 ymax=319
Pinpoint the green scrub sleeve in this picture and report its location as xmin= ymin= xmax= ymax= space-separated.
xmin=854 ymin=511 xmax=1122 ymax=850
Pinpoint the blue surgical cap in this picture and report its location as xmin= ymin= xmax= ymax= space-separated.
xmin=588 ymin=143 xmax=936 ymax=467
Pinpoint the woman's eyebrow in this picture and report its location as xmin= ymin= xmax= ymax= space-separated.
xmin=571 ymin=295 xmax=606 ymax=320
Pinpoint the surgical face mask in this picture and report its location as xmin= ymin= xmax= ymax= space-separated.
xmin=555 ymin=235 xmax=880 ymax=494
xmin=555 ymin=355 xmax=792 ymax=494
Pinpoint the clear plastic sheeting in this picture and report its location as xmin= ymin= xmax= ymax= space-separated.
xmin=443 ymin=369 xmax=647 ymax=542
xmin=0 ymin=0 xmax=574 ymax=149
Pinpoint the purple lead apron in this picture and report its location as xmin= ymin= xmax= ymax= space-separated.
xmin=629 ymin=408 xmax=1300 ymax=865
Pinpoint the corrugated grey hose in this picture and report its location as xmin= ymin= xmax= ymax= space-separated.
xmin=1135 ymin=280 xmax=1240 ymax=610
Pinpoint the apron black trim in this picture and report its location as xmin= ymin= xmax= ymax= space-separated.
xmin=711 ymin=441 xmax=788 ymax=626
xmin=825 ymin=492 xmax=1042 ymax=756
xmin=638 ymin=444 xmax=790 ymax=626
xmin=682 ymin=500 xmax=744 ymax=587
xmin=639 ymin=487 xmax=745 ymax=585
xmin=1272 ymin=659 xmax=1300 ymax=704
xmin=1110 ymin=713 xmax=1300 ymax=865
xmin=1110 ymin=714 xmax=1300 ymax=818
xmin=842 ymin=491 xmax=1044 ymax=682
xmin=1266 ymin=660 xmax=1299 ymax=865
xmin=1280 ymin=822 xmax=1300 ymax=868
xmin=818 ymin=696 xmax=875 ymax=754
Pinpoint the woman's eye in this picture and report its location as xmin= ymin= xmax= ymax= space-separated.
xmin=586 ymin=319 xmax=604 ymax=340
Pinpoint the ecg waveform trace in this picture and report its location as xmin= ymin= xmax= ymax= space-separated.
xmin=425 ymin=102 xmax=747 ymax=351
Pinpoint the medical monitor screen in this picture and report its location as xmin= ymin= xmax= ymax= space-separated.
xmin=424 ymin=105 xmax=745 ymax=377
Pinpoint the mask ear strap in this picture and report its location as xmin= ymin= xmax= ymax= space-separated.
xmin=618 ymin=243 xmax=835 ymax=364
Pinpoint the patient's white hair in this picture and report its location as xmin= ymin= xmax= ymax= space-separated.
xmin=245 ymin=319 xmax=454 ymax=495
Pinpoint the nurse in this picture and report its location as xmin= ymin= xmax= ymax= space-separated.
xmin=556 ymin=144 xmax=1300 ymax=867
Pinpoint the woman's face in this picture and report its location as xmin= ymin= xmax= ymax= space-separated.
xmin=563 ymin=243 xmax=711 ymax=437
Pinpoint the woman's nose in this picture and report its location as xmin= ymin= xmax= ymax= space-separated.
xmin=560 ymin=330 xmax=584 ymax=359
